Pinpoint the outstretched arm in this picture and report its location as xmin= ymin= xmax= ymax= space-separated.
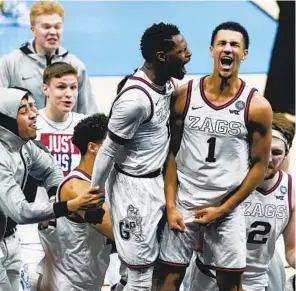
xmin=194 ymin=92 xmax=273 ymax=224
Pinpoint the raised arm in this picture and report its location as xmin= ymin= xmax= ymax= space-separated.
xmin=164 ymin=83 xmax=189 ymax=232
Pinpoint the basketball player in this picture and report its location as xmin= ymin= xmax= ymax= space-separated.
xmin=18 ymin=62 xmax=86 ymax=290
xmin=38 ymin=114 xmax=113 ymax=291
xmin=0 ymin=87 xmax=101 ymax=291
xmin=91 ymin=22 xmax=191 ymax=291
xmin=154 ymin=21 xmax=272 ymax=291
xmin=185 ymin=112 xmax=295 ymax=291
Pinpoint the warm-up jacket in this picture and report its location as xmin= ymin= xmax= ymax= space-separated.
xmin=0 ymin=88 xmax=67 ymax=239
xmin=0 ymin=40 xmax=98 ymax=114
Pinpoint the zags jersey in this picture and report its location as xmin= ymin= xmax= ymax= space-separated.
xmin=36 ymin=109 xmax=85 ymax=176
xmin=176 ymin=76 xmax=257 ymax=207
xmin=110 ymin=70 xmax=176 ymax=175
xmin=243 ymin=170 xmax=292 ymax=290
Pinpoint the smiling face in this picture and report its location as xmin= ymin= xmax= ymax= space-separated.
xmin=210 ymin=29 xmax=248 ymax=79
xmin=163 ymin=34 xmax=192 ymax=80
xmin=17 ymin=96 xmax=38 ymax=140
xmin=43 ymin=74 xmax=78 ymax=114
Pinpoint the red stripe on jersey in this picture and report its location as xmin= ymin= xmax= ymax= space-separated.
xmin=244 ymin=88 xmax=257 ymax=125
xmin=120 ymin=257 xmax=155 ymax=269
xmin=74 ymin=168 xmax=92 ymax=180
xmin=257 ymin=170 xmax=283 ymax=195
xmin=158 ymin=259 xmax=189 ymax=268
xmin=199 ymin=76 xmax=246 ymax=110
xmin=129 ymin=76 xmax=166 ymax=95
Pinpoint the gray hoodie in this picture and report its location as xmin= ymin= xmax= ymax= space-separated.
xmin=0 ymin=88 xmax=66 ymax=239
xmin=0 ymin=40 xmax=98 ymax=114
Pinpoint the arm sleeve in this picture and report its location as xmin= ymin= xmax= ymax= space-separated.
xmin=77 ymin=67 xmax=99 ymax=114
xmin=91 ymin=92 xmax=150 ymax=187
xmin=28 ymin=141 xmax=64 ymax=192
xmin=0 ymin=56 xmax=11 ymax=87
xmin=0 ymin=161 xmax=56 ymax=224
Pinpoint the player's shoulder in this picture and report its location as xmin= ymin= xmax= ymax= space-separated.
xmin=248 ymin=90 xmax=272 ymax=122
xmin=63 ymin=52 xmax=86 ymax=71
xmin=0 ymin=48 xmax=23 ymax=65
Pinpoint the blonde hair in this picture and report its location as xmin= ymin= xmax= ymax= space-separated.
xmin=30 ymin=1 xmax=64 ymax=26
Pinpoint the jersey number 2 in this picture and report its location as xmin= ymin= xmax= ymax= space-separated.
xmin=206 ymin=137 xmax=216 ymax=162
xmin=247 ymin=221 xmax=271 ymax=244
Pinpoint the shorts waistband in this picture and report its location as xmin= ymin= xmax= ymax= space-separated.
xmin=114 ymin=164 xmax=161 ymax=178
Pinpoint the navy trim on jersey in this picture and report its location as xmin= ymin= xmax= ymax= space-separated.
xmin=257 ymin=170 xmax=283 ymax=195
xmin=288 ymin=173 xmax=293 ymax=212
xmin=244 ymin=88 xmax=258 ymax=125
xmin=195 ymin=254 xmax=216 ymax=279
xmin=114 ymin=163 xmax=161 ymax=178
xmin=120 ymin=257 xmax=156 ymax=269
xmin=109 ymin=85 xmax=154 ymax=124
xmin=199 ymin=76 xmax=246 ymax=110
xmin=170 ymin=78 xmax=176 ymax=89
xmin=129 ymin=76 xmax=166 ymax=95
xmin=158 ymin=258 xmax=189 ymax=268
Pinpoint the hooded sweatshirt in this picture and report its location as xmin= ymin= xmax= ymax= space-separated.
xmin=0 ymin=88 xmax=69 ymax=239
xmin=0 ymin=40 xmax=98 ymax=114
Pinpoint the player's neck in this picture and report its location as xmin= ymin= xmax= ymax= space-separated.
xmin=142 ymin=62 xmax=169 ymax=86
xmin=259 ymin=171 xmax=280 ymax=191
xmin=207 ymin=73 xmax=241 ymax=97
xmin=43 ymin=106 xmax=70 ymax=122
xmin=78 ymin=155 xmax=94 ymax=177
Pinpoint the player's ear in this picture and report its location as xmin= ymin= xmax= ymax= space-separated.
xmin=88 ymin=142 xmax=99 ymax=154
xmin=156 ymin=51 xmax=166 ymax=63
xmin=209 ymin=46 xmax=214 ymax=58
xmin=42 ymin=83 xmax=49 ymax=98
xmin=242 ymin=49 xmax=248 ymax=61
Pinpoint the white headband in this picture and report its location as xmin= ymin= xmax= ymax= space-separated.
xmin=272 ymin=129 xmax=290 ymax=150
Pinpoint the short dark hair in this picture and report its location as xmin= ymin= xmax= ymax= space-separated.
xmin=211 ymin=21 xmax=250 ymax=50
xmin=140 ymin=22 xmax=180 ymax=62
xmin=43 ymin=62 xmax=78 ymax=85
xmin=72 ymin=114 xmax=108 ymax=156
xmin=272 ymin=113 xmax=295 ymax=153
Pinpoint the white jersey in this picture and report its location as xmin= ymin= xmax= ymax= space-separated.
xmin=109 ymin=69 xmax=176 ymax=176
xmin=36 ymin=109 xmax=85 ymax=176
xmin=38 ymin=169 xmax=111 ymax=291
xmin=243 ymin=170 xmax=292 ymax=290
xmin=176 ymin=76 xmax=257 ymax=207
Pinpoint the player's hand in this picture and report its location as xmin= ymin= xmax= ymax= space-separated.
xmin=67 ymin=187 xmax=105 ymax=212
xmin=192 ymin=206 xmax=224 ymax=225
xmin=167 ymin=207 xmax=186 ymax=232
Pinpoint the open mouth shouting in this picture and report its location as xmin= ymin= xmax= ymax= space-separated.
xmin=220 ymin=56 xmax=233 ymax=70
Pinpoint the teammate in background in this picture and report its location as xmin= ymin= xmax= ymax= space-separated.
xmin=0 ymin=87 xmax=100 ymax=291
xmin=38 ymin=114 xmax=113 ymax=291
xmin=91 ymin=22 xmax=191 ymax=291
xmin=154 ymin=21 xmax=272 ymax=291
xmin=186 ymin=112 xmax=295 ymax=291
xmin=0 ymin=1 xmax=97 ymax=114
xmin=37 ymin=61 xmax=86 ymax=176
xmin=18 ymin=61 xmax=86 ymax=291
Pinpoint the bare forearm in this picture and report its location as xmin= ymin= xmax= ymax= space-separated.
xmin=286 ymin=249 xmax=296 ymax=268
xmin=164 ymin=153 xmax=178 ymax=209
xmin=220 ymin=162 xmax=266 ymax=214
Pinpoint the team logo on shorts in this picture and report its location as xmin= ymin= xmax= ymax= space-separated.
xmin=235 ymin=100 xmax=245 ymax=110
xmin=119 ymin=205 xmax=144 ymax=242
xmin=280 ymin=185 xmax=287 ymax=194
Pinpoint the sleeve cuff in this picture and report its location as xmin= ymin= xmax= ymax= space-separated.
xmin=53 ymin=201 xmax=72 ymax=218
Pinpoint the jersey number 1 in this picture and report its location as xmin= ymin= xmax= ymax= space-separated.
xmin=206 ymin=137 xmax=216 ymax=162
